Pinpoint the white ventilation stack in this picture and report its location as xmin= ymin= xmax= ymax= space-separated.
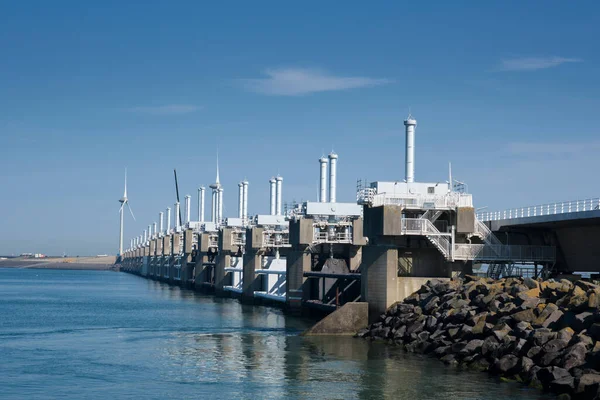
xmin=198 ymin=187 xmax=205 ymax=222
xmin=328 ymin=152 xmax=338 ymax=203
xmin=153 ymin=222 xmax=157 ymax=239
xmin=159 ymin=212 xmax=164 ymax=236
xmin=269 ymin=178 xmax=277 ymax=215
xmin=175 ymin=202 xmax=181 ymax=231
xmin=184 ymin=195 xmax=191 ymax=224
xmin=147 ymin=225 xmax=151 ymax=240
xmin=211 ymin=190 xmax=217 ymax=222
xmin=276 ymin=176 xmax=283 ymax=216
xmin=404 ymin=115 xmax=417 ymax=183
xmin=218 ymin=188 xmax=224 ymax=224
xmin=144 ymin=229 xmax=147 ymax=243
xmin=242 ymin=180 xmax=249 ymax=220
xmin=238 ymin=182 xmax=244 ymax=218
xmin=319 ymin=157 xmax=328 ymax=202
xmin=166 ymin=207 xmax=171 ymax=234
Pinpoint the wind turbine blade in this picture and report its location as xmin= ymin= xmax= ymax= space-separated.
xmin=127 ymin=202 xmax=136 ymax=221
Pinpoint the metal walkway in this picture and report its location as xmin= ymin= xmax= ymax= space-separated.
xmin=477 ymin=198 xmax=600 ymax=222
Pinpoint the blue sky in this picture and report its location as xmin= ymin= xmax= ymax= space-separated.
xmin=1 ymin=1 xmax=599 ymax=255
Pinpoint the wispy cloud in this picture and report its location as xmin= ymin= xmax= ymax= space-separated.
xmin=499 ymin=56 xmax=582 ymax=72
xmin=239 ymin=68 xmax=392 ymax=96
xmin=126 ymin=104 xmax=202 ymax=115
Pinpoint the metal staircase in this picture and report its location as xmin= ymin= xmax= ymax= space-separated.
xmin=400 ymin=215 xmax=556 ymax=265
xmin=401 ymin=218 xmax=451 ymax=259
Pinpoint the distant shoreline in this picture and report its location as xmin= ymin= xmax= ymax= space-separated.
xmin=0 ymin=256 xmax=118 ymax=271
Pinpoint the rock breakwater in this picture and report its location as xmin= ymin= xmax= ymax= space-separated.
xmin=357 ymin=276 xmax=600 ymax=399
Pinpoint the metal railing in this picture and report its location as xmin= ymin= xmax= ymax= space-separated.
xmin=359 ymin=191 xmax=473 ymax=209
xmin=262 ymin=232 xmax=290 ymax=247
xmin=474 ymin=219 xmax=503 ymax=246
xmin=477 ymin=198 xmax=600 ymax=221
xmin=313 ymin=231 xmax=352 ymax=244
xmin=401 ymin=218 xmax=451 ymax=258
xmin=453 ymin=244 xmax=556 ymax=263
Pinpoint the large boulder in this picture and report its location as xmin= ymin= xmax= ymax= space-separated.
xmin=575 ymin=374 xmax=600 ymax=396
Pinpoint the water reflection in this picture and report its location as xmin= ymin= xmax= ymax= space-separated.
xmin=1 ymin=269 xmax=551 ymax=400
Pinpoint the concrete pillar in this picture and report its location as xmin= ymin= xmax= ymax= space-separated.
xmin=194 ymin=253 xmax=210 ymax=291
xmin=170 ymin=234 xmax=181 ymax=284
xmin=361 ymin=246 xmax=449 ymax=321
xmin=286 ymin=249 xmax=311 ymax=309
xmin=242 ymin=251 xmax=262 ymax=303
xmin=214 ymin=253 xmax=230 ymax=295
xmin=361 ymin=246 xmax=398 ymax=320
xmin=181 ymin=229 xmax=194 ymax=287
xmin=162 ymin=235 xmax=171 ymax=280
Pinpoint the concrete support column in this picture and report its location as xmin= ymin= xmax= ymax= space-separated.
xmin=162 ymin=235 xmax=171 ymax=280
xmin=285 ymin=249 xmax=311 ymax=310
xmin=170 ymin=234 xmax=181 ymax=284
xmin=242 ymin=251 xmax=262 ymax=303
xmin=181 ymin=229 xmax=194 ymax=287
xmin=194 ymin=253 xmax=210 ymax=291
xmin=214 ymin=253 xmax=230 ymax=296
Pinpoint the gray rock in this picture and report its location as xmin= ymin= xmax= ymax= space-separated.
xmin=521 ymin=356 xmax=535 ymax=375
xmin=524 ymin=277 xmax=539 ymax=289
xmin=536 ymin=366 xmax=571 ymax=387
xmin=542 ymin=309 xmax=564 ymax=329
xmin=433 ymin=345 xmax=451 ymax=357
xmin=440 ymin=354 xmax=458 ymax=366
xmin=460 ymin=339 xmax=484 ymax=355
xmin=550 ymin=376 xmax=575 ymax=394
xmin=511 ymin=308 xmax=536 ymax=323
xmin=539 ymin=351 xmax=562 ymax=367
xmin=533 ymin=328 xmax=557 ymax=346
xmin=533 ymin=303 xmax=558 ymax=326
xmin=588 ymin=323 xmax=600 ymax=341
xmin=492 ymin=322 xmax=512 ymax=341
xmin=425 ymin=315 xmax=437 ymax=330
xmin=494 ymin=354 xmax=520 ymax=374
xmin=423 ymin=296 xmax=440 ymax=313
xmin=576 ymin=373 xmax=600 ymax=395
xmin=482 ymin=336 xmax=500 ymax=356
xmin=544 ymin=339 xmax=570 ymax=353
xmin=573 ymin=333 xmax=594 ymax=349
xmin=561 ymin=343 xmax=588 ymax=370
xmin=527 ymin=346 xmax=542 ymax=359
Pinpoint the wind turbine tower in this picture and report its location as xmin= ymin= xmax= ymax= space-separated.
xmin=118 ymin=170 xmax=136 ymax=256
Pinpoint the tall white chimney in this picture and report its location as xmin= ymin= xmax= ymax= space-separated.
xmin=175 ymin=202 xmax=181 ymax=231
xmin=319 ymin=157 xmax=328 ymax=202
xmin=242 ymin=180 xmax=249 ymax=220
xmin=147 ymin=225 xmax=151 ymax=240
xmin=184 ymin=195 xmax=191 ymax=224
xmin=218 ymin=188 xmax=224 ymax=224
xmin=211 ymin=191 xmax=217 ymax=223
xmin=159 ymin=212 xmax=164 ymax=236
xmin=198 ymin=187 xmax=205 ymax=222
xmin=153 ymin=222 xmax=157 ymax=239
xmin=166 ymin=207 xmax=171 ymax=234
xmin=269 ymin=178 xmax=277 ymax=215
xmin=404 ymin=115 xmax=417 ymax=183
xmin=328 ymin=152 xmax=338 ymax=203
xmin=238 ymin=182 xmax=244 ymax=218
xmin=276 ymin=176 xmax=283 ymax=216
xmin=144 ymin=229 xmax=147 ymax=243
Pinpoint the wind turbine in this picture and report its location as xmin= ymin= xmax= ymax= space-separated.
xmin=118 ymin=169 xmax=136 ymax=256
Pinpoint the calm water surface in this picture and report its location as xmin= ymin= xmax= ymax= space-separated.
xmin=0 ymin=268 xmax=553 ymax=399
